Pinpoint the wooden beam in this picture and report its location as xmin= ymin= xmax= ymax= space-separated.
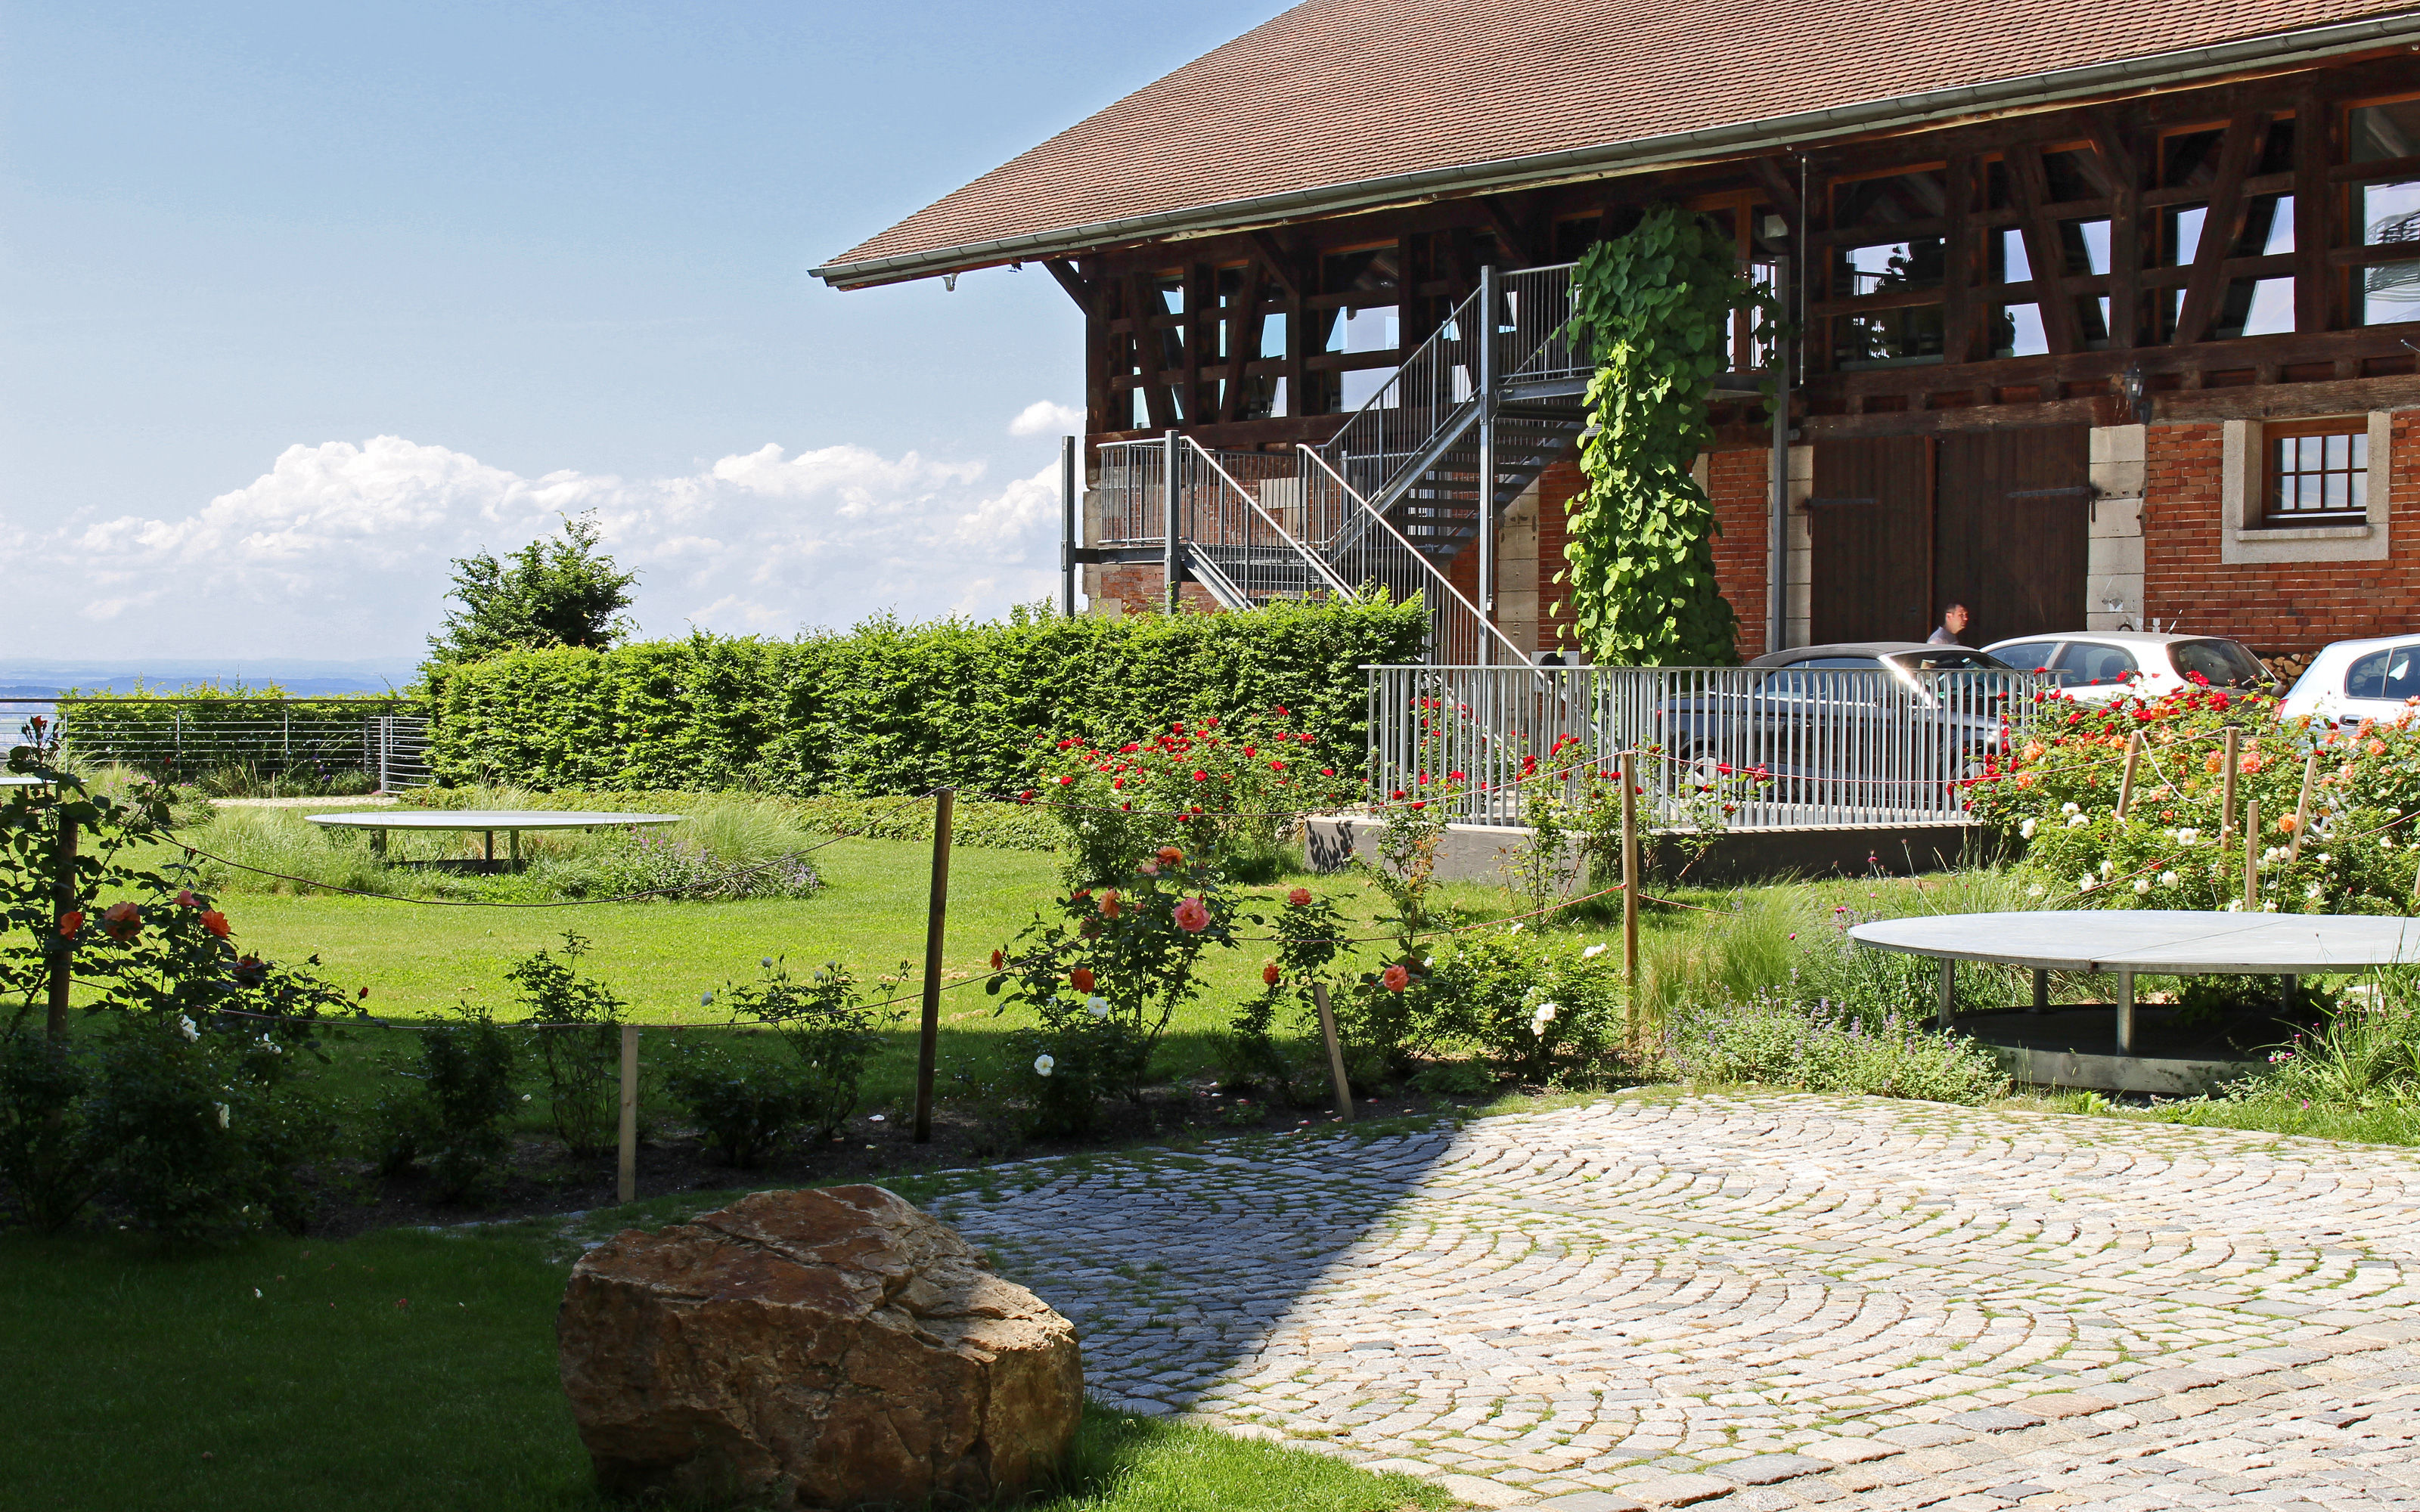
xmin=1475 ymin=194 xmax=1541 ymax=265
xmin=1943 ymin=156 xmax=1976 ymax=364
xmin=1247 ymin=231 xmax=1302 ymax=299
xmin=2294 ymin=95 xmax=2336 ymax=335
xmin=1220 ymin=258 xmax=1264 ymax=423
xmin=1127 ymin=271 xmax=1177 ymax=430
xmin=1044 ymin=259 xmax=1094 ymax=314
xmin=1749 ymin=156 xmax=1802 ymax=223
xmin=2098 ymin=117 xmax=2144 ymax=352
xmin=2172 ymin=113 xmax=2269 ymax=347
xmin=2007 ymin=143 xmax=2083 ymax=355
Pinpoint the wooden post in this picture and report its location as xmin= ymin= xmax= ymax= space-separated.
xmin=914 ymin=789 xmax=955 ymax=1144
xmin=2287 ymin=749 xmax=2318 ymax=864
xmin=2243 ymin=795 xmax=2261 ymax=912
xmin=47 ymin=807 xmax=77 ymax=1044
xmin=616 ymin=1024 xmax=639 ymax=1204
xmin=1309 ymin=982 xmax=1354 ymax=1123
xmin=1619 ymin=750 xmax=1640 ymax=1055
xmin=2219 ymin=727 xmax=2241 ymax=842
xmin=2115 ymin=732 xmax=2142 ymax=819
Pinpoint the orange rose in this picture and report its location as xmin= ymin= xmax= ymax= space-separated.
xmin=1070 ymin=967 xmax=1095 ymax=993
xmin=1156 ymin=846 xmax=1184 ymax=866
xmin=1261 ymin=961 xmax=1281 ymax=986
xmin=1382 ymin=963 xmax=1410 ymax=993
xmin=2203 ymin=751 xmax=2225 ymax=775
xmin=2277 ymin=814 xmax=2299 ymax=834
xmin=200 ymin=910 xmax=230 ymax=938
xmin=57 ymin=910 xmax=83 ymax=938
xmin=100 ymin=901 xmax=141 ymax=943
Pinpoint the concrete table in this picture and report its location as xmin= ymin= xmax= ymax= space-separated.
xmin=0 ymin=775 xmax=47 ymax=788
xmin=1850 ymin=909 xmax=2420 ymax=1054
xmin=306 ymin=809 xmax=681 ymax=869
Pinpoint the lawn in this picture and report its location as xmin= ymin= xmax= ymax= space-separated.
xmin=0 ymin=1215 xmax=1449 ymax=1512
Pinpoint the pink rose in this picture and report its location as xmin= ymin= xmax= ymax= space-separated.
xmin=1172 ymin=897 xmax=1211 ymax=933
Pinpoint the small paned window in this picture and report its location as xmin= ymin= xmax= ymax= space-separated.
xmin=2267 ymin=423 xmax=2369 ymax=522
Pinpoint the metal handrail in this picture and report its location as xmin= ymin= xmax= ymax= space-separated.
xmin=1296 ymin=445 xmax=1528 ymax=666
xmin=1182 ymin=437 xmax=1354 ymax=597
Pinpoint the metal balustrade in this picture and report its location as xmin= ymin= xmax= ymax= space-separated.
xmin=3 ymin=700 xmax=433 ymax=790
xmin=1369 ymin=665 xmax=2042 ymax=830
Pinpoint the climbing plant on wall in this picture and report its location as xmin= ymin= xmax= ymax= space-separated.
xmin=1556 ymin=205 xmax=1783 ymax=666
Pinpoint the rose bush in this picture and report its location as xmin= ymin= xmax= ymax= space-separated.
xmin=1970 ymin=682 xmax=2420 ymax=914
xmin=987 ymin=846 xmax=1239 ymax=1133
xmin=1029 ymin=710 xmax=1354 ymax=887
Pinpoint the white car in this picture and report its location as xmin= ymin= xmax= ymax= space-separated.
xmin=2279 ymin=634 xmax=2420 ymax=730
xmin=1979 ymin=631 xmax=2276 ymax=705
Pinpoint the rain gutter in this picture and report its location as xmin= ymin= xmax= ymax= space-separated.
xmin=811 ymin=12 xmax=2420 ymax=290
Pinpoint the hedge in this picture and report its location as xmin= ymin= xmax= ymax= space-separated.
xmin=400 ymin=787 xmax=1063 ymax=851
xmin=422 ymin=600 xmax=1428 ymax=797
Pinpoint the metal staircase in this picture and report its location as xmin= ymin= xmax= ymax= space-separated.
xmin=1091 ymin=262 xmax=1596 ymax=664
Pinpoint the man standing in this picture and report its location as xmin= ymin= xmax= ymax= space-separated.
xmin=1928 ymin=603 xmax=1970 ymax=646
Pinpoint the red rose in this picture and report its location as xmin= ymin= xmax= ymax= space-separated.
xmin=57 ymin=910 xmax=83 ymax=939
xmin=1262 ymin=961 xmax=1281 ymax=986
xmin=100 ymin=901 xmax=141 ymax=943
xmin=1070 ymin=967 xmax=1095 ymax=993
xmin=1382 ymin=964 xmax=1410 ymax=993
xmin=1287 ymin=888 xmax=1312 ymax=906
xmin=990 ymin=949 xmax=1005 ymax=971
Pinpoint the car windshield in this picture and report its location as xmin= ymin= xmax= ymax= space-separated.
xmin=1886 ymin=649 xmax=2013 ymax=673
xmin=2170 ymin=639 xmax=2269 ymax=688
xmin=1992 ymin=640 xmax=2062 ymax=673
xmin=2345 ymin=643 xmax=2420 ymax=701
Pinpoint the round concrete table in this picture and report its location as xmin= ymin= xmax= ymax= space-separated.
xmin=1849 ymin=910 xmax=2420 ymax=1054
xmin=0 ymin=775 xmax=48 ymax=788
xmin=306 ymin=809 xmax=681 ymax=869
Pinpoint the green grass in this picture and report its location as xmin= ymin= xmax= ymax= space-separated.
xmin=0 ymin=1220 xmax=1447 ymax=1512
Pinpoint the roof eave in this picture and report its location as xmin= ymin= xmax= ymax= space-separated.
xmin=811 ymin=11 xmax=2420 ymax=290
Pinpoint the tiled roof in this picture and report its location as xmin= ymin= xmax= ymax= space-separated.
xmin=817 ymin=0 xmax=2420 ymax=285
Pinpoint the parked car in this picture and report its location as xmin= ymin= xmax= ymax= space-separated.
xmin=2279 ymin=634 xmax=2420 ymax=730
xmin=1978 ymin=631 xmax=2276 ymax=703
xmin=1655 ymin=642 xmax=2024 ymax=812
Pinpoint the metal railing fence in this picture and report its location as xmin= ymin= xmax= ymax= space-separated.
xmin=1500 ymin=263 xmax=1588 ymax=388
xmin=1312 ymin=281 xmax=1482 ymax=504
xmin=1370 ymin=665 xmax=2043 ymax=829
xmin=3 ymin=699 xmax=432 ymax=791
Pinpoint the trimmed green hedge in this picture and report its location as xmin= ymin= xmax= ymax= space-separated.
xmin=424 ymin=601 xmax=1426 ymax=797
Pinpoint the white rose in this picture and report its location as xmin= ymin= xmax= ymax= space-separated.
xmin=1033 ymin=1054 xmax=1056 ymax=1077
xmin=2133 ymin=878 xmax=2151 ymax=895
xmin=2020 ymin=818 xmax=2038 ymax=839
xmin=2160 ymin=871 xmax=2179 ymax=888
xmin=1087 ymin=996 xmax=1110 ymax=1019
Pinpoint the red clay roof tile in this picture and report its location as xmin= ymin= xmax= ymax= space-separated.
xmin=819 ymin=0 xmax=2419 ymax=282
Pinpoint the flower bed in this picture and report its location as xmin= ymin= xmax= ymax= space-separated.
xmin=1969 ymin=681 xmax=2420 ymax=912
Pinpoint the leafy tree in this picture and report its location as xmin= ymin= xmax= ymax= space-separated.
xmin=424 ymin=512 xmax=638 ymax=668
xmin=1558 ymin=206 xmax=1780 ymax=666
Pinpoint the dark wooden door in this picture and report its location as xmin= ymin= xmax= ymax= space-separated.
xmin=1934 ymin=426 xmax=2090 ymax=647
xmin=1810 ymin=436 xmax=1931 ymax=645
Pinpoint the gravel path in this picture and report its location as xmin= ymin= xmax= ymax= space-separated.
xmin=928 ymin=1092 xmax=2420 ymax=1510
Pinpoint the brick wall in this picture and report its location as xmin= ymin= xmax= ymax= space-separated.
xmin=2143 ymin=414 xmax=2420 ymax=662
xmin=1706 ymin=447 xmax=1770 ymax=660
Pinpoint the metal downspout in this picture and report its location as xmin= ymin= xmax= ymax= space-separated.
xmin=1767 ymin=254 xmax=1792 ymax=656
xmin=1476 ymin=262 xmax=1498 ymax=666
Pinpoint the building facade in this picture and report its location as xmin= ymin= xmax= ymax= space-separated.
xmin=819 ymin=0 xmax=2420 ymax=673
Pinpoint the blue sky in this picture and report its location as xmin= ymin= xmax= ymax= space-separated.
xmin=1 ymin=2 xmax=1283 ymax=663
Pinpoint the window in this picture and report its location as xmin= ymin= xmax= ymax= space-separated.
xmin=1992 ymin=641 xmax=2063 ymax=673
xmin=2172 ymin=639 xmax=2271 ymax=689
xmin=2268 ymin=420 xmax=2369 ymax=522
xmin=2350 ymin=101 xmax=2420 ymax=327
xmin=2055 ymin=643 xmax=2139 ymax=686
xmin=2346 ymin=644 xmax=2420 ymax=701
xmin=1892 ymin=649 xmax=2006 ymax=672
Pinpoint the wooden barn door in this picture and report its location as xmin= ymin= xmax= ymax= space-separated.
xmin=1810 ymin=436 xmax=1932 ymax=645
xmin=1934 ymin=426 xmax=2090 ymax=648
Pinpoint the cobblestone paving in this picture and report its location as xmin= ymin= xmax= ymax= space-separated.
xmin=926 ymin=1092 xmax=2420 ymax=1510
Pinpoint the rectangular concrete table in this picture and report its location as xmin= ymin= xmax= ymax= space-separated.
xmin=1848 ymin=909 xmax=2420 ymax=1054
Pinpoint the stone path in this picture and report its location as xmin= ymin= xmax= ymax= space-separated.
xmin=925 ymin=1092 xmax=2420 ymax=1510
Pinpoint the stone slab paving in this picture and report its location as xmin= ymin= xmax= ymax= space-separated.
xmin=922 ymin=1091 xmax=2420 ymax=1510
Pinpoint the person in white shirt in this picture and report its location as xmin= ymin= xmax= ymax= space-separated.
xmin=1928 ymin=603 xmax=1969 ymax=646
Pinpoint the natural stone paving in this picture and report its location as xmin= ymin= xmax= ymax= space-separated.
xmin=921 ymin=1091 xmax=2420 ymax=1509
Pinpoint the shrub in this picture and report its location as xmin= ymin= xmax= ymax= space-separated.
xmin=0 ymin=1033 xmax=98 ymax=1232
xmin=551 ymin=827 xmax=824 ymax=901
xmin=421 ymin=600 xmax=1426 ymax=797
xmin=1421 ymin=929 xmax=1627 ymax=1085
xmin=513 ymin=933 xmax=627 ymax=1157
xmin=1972 ymin=681 xmax=2420 ymax=914
xmin=713 ymin=958 xmax=900 ymax=1141
xmin=989 ymin=847 xmax=1239 ymax=1134
xmin=1032 ymin=711 xmax=1351 ymax=887
xmin=659 ymin=1041 xmax=805 ymax=1168
xmin=378 ymin=1005 xmax=522 ymax=1203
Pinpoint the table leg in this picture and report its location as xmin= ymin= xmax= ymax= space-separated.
xmin=510 ymin=830 xmax=520 ymax=871
xmin=483 ymin=830 xmax=495 ymax=871
xmin=1937 ymin=957 xmax=1955 ymax=1029
xmin=371 ymin=828 xmax=386 ymax=860
xmin=2032 ymin=968 xmax=2049 ymax=1015
xmin=2115 ymin=968 xmax=2134 ymax=1056
xmin=2281 ymin=973 xmax=2296 ymax=1014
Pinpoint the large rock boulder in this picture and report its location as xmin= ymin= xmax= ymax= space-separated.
xmin=557 ymin=1185 xmax=1081 ymax=1508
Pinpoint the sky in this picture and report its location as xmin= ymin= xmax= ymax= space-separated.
xmin=0 ymin=1 xmax=1286 ymax=672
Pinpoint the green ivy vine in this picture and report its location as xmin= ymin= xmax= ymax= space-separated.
xmin=1558 ymin=205 xmax=1783 ymax=666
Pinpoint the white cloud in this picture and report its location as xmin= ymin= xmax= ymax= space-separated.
xmin=13 ymin=436 xmax=1066 ymax=658
xmin=1006 ymin=400 xmax=1082 ymax=437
